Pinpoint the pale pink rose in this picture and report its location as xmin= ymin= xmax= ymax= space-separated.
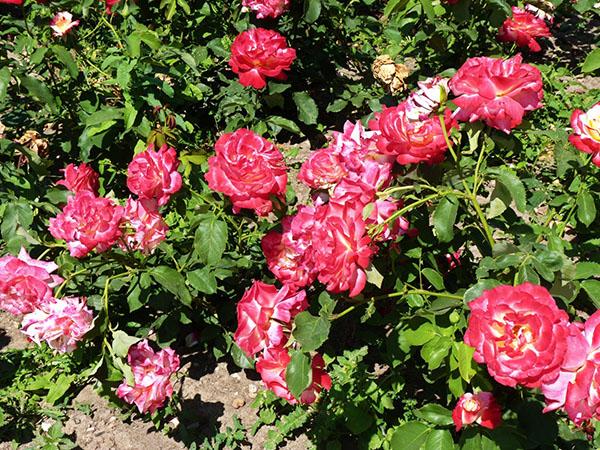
xmin=116 ymin=340 xmax=180 ymax=414
xmin=0 ymin=248 xmax=63 ymax=315
xmin=49 ymin=191 xmax=124 ymax=258
xmin=234 ymin=282 xmax=308 ymax=357
xmin=119 ymin=198 xmax=168 ymax=254
xmin=21 ymin=297 xmax=94 ymax=353
xmin=452 ymin=392 xmax=503 ymax=431
xmin=569 ymin=102 xmax=600 ymax=167
xmin=255 ymin=346 xmax=332 ymax=404
xmin=241 ymin=0 xmax=290 ymax=18
xmin=127 ymin=144 xmax=182 ymax=206
xmin=56 ymin=163 xmax=99 ymax=195
xmin=405 ymin=76 xmax=451 ymax=121
xmin=50 ymin=12 xmax=80 ymax=37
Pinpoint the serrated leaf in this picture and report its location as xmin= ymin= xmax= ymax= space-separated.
xmin=231 ymin=342 xmax=254 ymax=369
xmin=150 ymin=266 xmax=193 ymax=306
xmin=391 ymin=421 xmax=432 ymax=450
xmin=268 ymin=116 xmax=301 ymax=134
xmin=293 ymin=92 xmax=319 ymax=125
xmin=433 ymin=195 xmax=459 ymax=242
xmin=414 ymin=404 xmax=454 ymax=426
xmin=293 ymin=312 xmax=330 ymax=352
xmin=285 ymin=350 xmax=312 ymax=400
xmin=194 ymin=215 xmax=228 ymax=265
xmin=187 ymin=267 xmax=217 ymax=294
xmin=20 ymin=76 xmax=57 ymax=113
xmin=46 ymin=374 xmax=76 ymax=405
xmin=575 ymin=262 xmax=600 ymax=280
xmin=423 ymin=429 xmax=454 ymax=450
xmin=489 ymin=168 xmax=526 ymax=212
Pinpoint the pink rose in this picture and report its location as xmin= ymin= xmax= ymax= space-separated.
xmin=21 ymin=296 xmax=94 ymax=353
xmin=569 ymin=102 xmax=600 ymax=167
xmin=449 ymin=55 xmax=544 ymax=133
xmin=234 ymin=282 xmax=308 ymax=357
xmin=116 ymin=340 xmax=180 ymax=414
xmin=369 ymin=104 xmax=457 ymax=165
xmin=49 ymin=191 xmax=124 ymax=258
xmin=242 ymin=0 xmax=290 ymax=19
xmin=255 ymin=346 xmax=331 ymax=404
xmin=205 ymin=129 xmax=287 ymax=216
xmin=56 ymin=163 xmax=100 ymax=195
xmin=119 ymin=198 xmax=168 ymax=254
xmin=365 ymin=199 xmax=410 ymax=242
xmin=104 ymin=0 xmax=119 ymax=13
xmin=464 ymin=283 xmax=570 ymax=388
xmin=127 ymin=144 xmax=182 ymax=206
xmin=229 ymin=28 xmax=296 ymax=89
xmin=0 ymin=248 xmax=63 ymax=315
xmin=50 ymin=12 xmax=80 ymax=37
xmin=452 ymin=392 xmax=503 ymax=431
xmin=298 ymin=149 xmax=348 ymax=190
xmin=498 ymin=7 xmax=551 ymax=52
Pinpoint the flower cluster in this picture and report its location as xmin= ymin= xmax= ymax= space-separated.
xmin=497 ymin=7 xmax=551 ymax=52
xmin=116 ymin=340 xmax=180 ymax=414
xmin=234 ymin=282 xmax=331 ymax=404
xmin=464 ymin=283 xmax=600 ymax=426
xmin=0 ymin=248 xmax=93 ymax=353
xmin=50 ymin=144 xmax=181 ymax=257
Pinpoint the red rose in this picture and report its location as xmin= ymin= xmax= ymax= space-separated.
xmin=48 ymin=191 xmax=124 ymax=258
xmin=229 ymin=28 xmax=296 ymax=89
xmin=298 ymin=149 xmax=348 ymax=190
xmin=449 ymin=55 xmax=543 ymax=133
xmin=369 ymin=104 xmax=457 ymax=165
xmin=241 ymin=0 xmax=290 ymax=19
xmin=452 ymin=392 xmax=503 ymax=432
xmin=0 ymin=0 xmax=23 ymax=4
xmin=569 ymin=102 xmax=600 ymax=167
xmin=255 ymin=346 xmax=331 ymax=404
xmin=119 ymin=198 xmax=168 ymax=254
xmin=365 ymin=199 xmax=410 ymax=242
xmin=56 ymin=163 xmax=99 ymax=195
xmin=205 ymin=128 xmax=288 ymax=216
xmin=127 ymin=144 xmax=182 ymax=206
xmin=464 ymin=283 xmax=570 ymax=388
xmin=104 ymin=0 xmax=119 ymax=13
xmin=234 ymin=282 xmax=307 ymax=357
xmin=498 ymin=7 xmax=551 ymax=52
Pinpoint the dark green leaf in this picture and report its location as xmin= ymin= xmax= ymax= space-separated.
xmin=414 ymin=404 xmax=454 ymax=426
xmin=293 ymin=311 xmax=330 ymax=352
xmin=582 ymin=280 xmax=600 ymax=308
xmin=20 ymin=76 xmax=57 ymax=113
xmin=433 ymin=195 xmax=459 ymax=242
xmin=489 ymin=168 xmax=526 ymax=212
xmin=194 ymin=215 xmax=228 ymax=265
xmin=423 ymin=429 xmax=454 ymax=450
xmin=577 ymin=192 xmax=596 ymax=226
xmin=0 ymin=67 xmax=10 ymax=103
xmin=391 ymin=421 xmax=431 ymax=450
xmin=187 ymin=267 xmax=217 ymax=294
xmin=285 ymin=350 xmax=312 ymax=400
xmin=150 ymin=266 xmax=193 ymax=306
xmin=303 ymin=0 xmax=321 ymax=23
xmin=293 ymin=92 xmax=319 ymax=125
xmin=52 ymin=46 xmax=78 ymax=77
xmin=583 ymin=48 xmax=600 ymax=73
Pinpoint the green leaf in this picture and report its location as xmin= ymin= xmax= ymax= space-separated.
xmin=582 ymin=48 xmax=600 ymax=73
xmin=384 ymin=0 xmax=410 ymax=18
xmin=46 ymin=374 xmax=76 ymax=405
xmin=293 ymin=92 xmax=319 ymax=125
xmin=486 ymin=0 xmax=511 ymax=15
xmin=582 ymin=280 xmax=600 ymax=308
xmin=420 ymin=0 xmax=435 ymax=20
xmin=0 ymin=67 xmax=11 ymax=103
xmin=293 ymin=312 xmax=330 ymax=352
xmin=456 ymin=342 xmax=476 ymax=382
xmin=391 ymin=421 xmax=431 ymax=450
xmin=433 ymin=195 xmax=459 ymax=242
xmin=267 ymin=116 xmax=302 ymax=134
xmin=111 ymin=330 xmax=141 ymax=358
xmin=303 ymin=0 xmax=322 ymax=23
xmin=575 ymin=262 xmax=600 ymax=280
xmin=187 ymin=267 xmax=217 ymax=294
xmin=577 ymin=192 xmax=596 ymax=226
xmin=194 ymin=215 xmax=228 ymax=265
xmin=414 ymin=404 xmax=454 ymax=426
xmin=464 ymin=279 xmax=501 ymax=303
xmin=423 ymin=429 xmax=454 ymax=450
xmin=489 ymin=168 xmax=526 ymax=212
xmin=231 ymin=342 xmax=254 ymax=369
xmin=20 ymin=76 xmax=57 ymax=113
xmin=365 ymin=264 xmax=384 ymax=288
xmin=150 ymin=266 xmax=193 ymax=306
xmin=422 ymin=268 xmax=445 ymax=290
xmin=52 ymin=46 xmax=78 ymax=77
xmin=285 ymin=350 xmax=312 ymax=400
xmin=318 ymin=291 xmax=337 ymax=318
xmin=403 ymin=322 xmax=436 ymax=346
xmin=421 ymin=336 xmax=451 ymax=370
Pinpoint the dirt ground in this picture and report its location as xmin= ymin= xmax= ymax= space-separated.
xmin=0 ymin=313 xmax=309 ymax=450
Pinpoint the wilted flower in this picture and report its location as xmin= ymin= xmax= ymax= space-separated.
xmin=452 ymin=392 xmax=503 ymax=431
xmin=405 ymin=76 xmax=450 ymax=121
xmin=569 ymin=102 xmax=600 ymax=167
xmin=56 ymin=163 xmax=100 ymax=195
xmin=49 ymin=191 xmax=124 ymax=258
xmin=498 ymin=7 xmax=551 ymax=52
xmin=205 ymin=128 xmax=288 ymax=216
xmin=234 ymin=282 xmax=308 ymax=357
xmin=365 ymin=199 xmax=410 ymax=242
xmin=0 ymin=248 xmax=63 ymax=315
xmin=21 ymin=297 xmax=94 ymax=353
xmin=120 ymin=198 xmax=168 ymax=254
xmin=50 ymin=12 xmax=80 ymax=37
xmin=127 ymin=144 xmax=182 ymax=206
xmin=449 ymin=55 xmax=544 ymax=133
xmin=241 ymin=0 xmax=290 ymax=19
xmin=229 ymin=28 xmax=296 ymax=89
xmin=116 ymin=340 xmax=180 ymax=414
xmin=372 ymin=55 xmax=411 ymax=95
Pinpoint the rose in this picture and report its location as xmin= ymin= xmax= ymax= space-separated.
xmin=497 ymin=7 xmax=551 ymax=52
xmin=311 ymin=201 xmax=376 ymax=297
xmin=405 ymin=76 xmax=451 ymax=121
xmin=569 ymin=102 xmax=600 ymax=167
xmin=104 ymin=0 xmax=119 ymax=13
xmin=127 ymin=144 xmax=182 ymax=206
xmin=369 ymin=104 xmax=457 ymax=165
xmin=449 ymin=55 xmax=544 ymax=133
xmin=255 ymin=346 xmax=331 ymax=404
xmin=50 ymin=12 xmax=80 ymax=37
xmin=21 ymin=297 xmax=94 ymax=353
xmin=48 ymin=191 xmax=124 ymax=258
xmin=464 ymin=283 xmax=571 ymax=388
xmin=365 ymin=199 xmax=410 ymax=242
xmin=56 ymin=163 xmax=99 ymax=195
xmin=261 ymin=210 xmax=318 ymax=289
xmin=116 ymin=340 xmax=180 ymax=414
xmin=0 ymin=248 xmax=63 ymax=315
xmin=234 ymin=282 xmax=308 ymax=357
xmin=205 ymin=128 xmax=288 ymax=216
xmin=452 ymin=392 xmax=503 ymax=431
xmin=119 ymin=198 xmax=168 ymax=254
xmin=241 ymin=0 xmax=290 ymax=19
xmin=298 ymin=149 xmax=348 ymax=190
xmin=229 ymin=28 xmax=296 ymax=89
